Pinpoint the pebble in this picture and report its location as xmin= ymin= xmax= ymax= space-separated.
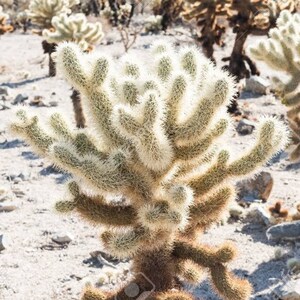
xmin=244 ymin=75 xmax=270 ymax=95
xmin=12 ymin=94 xmax=28 ymax=105
xmin=12 ymin=189 xmax=26 ymax=198
xmin=273 ymin=278 xmax=300 ymax=300
xmin=229 ymin=203 xmax=244 ymax=219
xmin=236 ymin=119 xmax=255 ymax=135
xmin=13 ymin=177 xmax=22 ymax=184
xmin=266 ymin=221 xmax=300 ymax=241
xmin=247 ymin=205 xmax=275 ymax=226
xmin=0 ymin=234 xmax=6 ymax=251
xmin=236 ymin=171 xmax=273 ymax=203
xmin=52 ymin=233 xmax=73 ymax=244
xmin=0 ymin=87 xmax=9 ymax=96
xmin=49 ymin=101 xmax=58 ymax=107
xmin=0 ymin=204 xmax=17 ymax=212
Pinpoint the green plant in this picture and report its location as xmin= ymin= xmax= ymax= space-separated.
xmin=11 ymin=41 xmax=289 ymax=300
xmin=250 ymin=10 xmax=300 ymax=161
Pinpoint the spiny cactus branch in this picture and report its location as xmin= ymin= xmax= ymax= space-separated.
xmin=11 ymin=40 xmax=289 ymax=300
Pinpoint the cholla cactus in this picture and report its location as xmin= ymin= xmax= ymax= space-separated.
xmin=152 ymin=0 xmax=184 ymax=30
xmin=42 ymin=13 xmax=104 ymax=51
xmin=0 ymin=5 xmax=13 ymax=34
xmin=221 ymin=0 xmax=273 ymax=80
xmin=11 ymin=41 xmax=289 ymax=300
xmin=144 ymin=15 xmax=162 ymax=33
xmin=101 ymin=0 xmax=135 ymax=26
xmin=0 ymin=0 xmax=30 ymax=11
xmin=43 ymin=13 xmax=104 ymax=127
xmin=16 ymin=11 xmax=30 ymax=33
xmin=249 ymin=10 xmax=300 ymax=161
xmin=27 ymin=0 xmax=79 ymax=29
xmin=268 ymin=0 xmax=299 ymax=26
xmin=182 ymin=0 xmax=229 ymax=61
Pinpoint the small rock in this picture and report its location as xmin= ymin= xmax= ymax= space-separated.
xmin=236 ymin=171 xmax=273 ymax=203
xmin=13 ymin=177 xmax=22 ymax=184
xmin=229 ymin=203 xmax=244 ymax=219
xmin=0 ymin=188 xmax=7 ymax=195
xmin=52 ymin=233 xmax=73 ymax=244
xmin=287 ymin=258 xmax=300 ymax=273
xmin=30 ymin=95 xmax=46 ymax=107
xmin=18 ymin=172 xmax=30 ymax=181
xmin=0 ymin=234 xmax=7 ymax=251
xmin=0 ymin=204 xmax=17 ymax=212
xmin=49 ymin=101 xmax=58 ymax=107
xmin=236 ymin=119 xmax=255 ymax=135
xmin=12 ymin=94 xmax=28 ymax=105
xmin=244 ymin=76 xmax=270 ymax=95
xmin=0 ymin=103 xmax=10 ymax=110
xmin=12 ymin=189 xmax=25 ymax=198
xmin=247 ymin=205 xmax=274 ymax=226
xmin=273 ymin=279 xmax=300 ymax=300
xmin=266 ymin=221 xmax=300 ymax=241
xmin=0 ymin=87 xmax=9 ymax=96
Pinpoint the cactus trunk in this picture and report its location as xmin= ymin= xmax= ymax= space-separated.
xmin=71 ymin=89 xmax=86 ymax=128
xmin=228 ymin=29 xmax=259 ymax=80
xmin=42 ymin=40 xmax=57 ymax=77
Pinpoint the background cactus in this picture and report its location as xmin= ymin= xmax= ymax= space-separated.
xmin=42 ymin=13 xmax=104 ymax=51
xmin=101 ymin=0 xmax=135 ymax=26
xmin=27 ymin=0 xmax=79 ymax=29
xmin=0 ymin=5 xmax=13 ymax=34
xmin=152 ymin=0 xmax=184 ymax=30
xmin=223 ymin=0 xmax=299 ymax=80
xmin=182 ymin=0 xmax=229 ymax=61
xmin=250 ymin=10 xmax=300 ymax=161
xmin=10 ymin=41 xmax=289 ymax=300
xmin=43 ymin=12 xmax=104 ymax=128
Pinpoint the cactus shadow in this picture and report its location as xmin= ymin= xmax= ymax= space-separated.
xmin=0 ymin=76 xmax=48 ymax=89
xmin=239 ymin=91 xmax=263 ymax=100
xmin=191 ymin=279 xmax=222 ymax=299
xmin=0 ymin=139 xmax=25 ymax=149
xmin=39 ymin=165 xmax=71 ymax=184
xmin=82 ymin=256 xmax=104 ymax=269
xmin=21 ymin=151 xmax=40 ymax=160
xmin=285 ymin=162 xmax=300 ymax=171
xmin=240 ymin=222 xmax=271 ymax=245
xmin=246 ymin=260 xmax=286 ymax=296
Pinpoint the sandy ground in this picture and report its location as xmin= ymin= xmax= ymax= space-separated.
xmin=0 ymin=25 xmax=300 ymax=300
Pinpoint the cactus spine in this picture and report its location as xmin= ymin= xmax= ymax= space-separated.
xmin=11 ymin=41 xmax=289 ymax=300
xmin=250 ymin=10 xmax=300 ymax=161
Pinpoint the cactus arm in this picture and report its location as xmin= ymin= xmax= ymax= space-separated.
xmin=56 ymin=192 xmax=137 ymax=226
xmin=10 ymin=111 xmax=54 ymax=156
xmin=187 ymin=186 xmax=235 ymax=233
xmin=189 ymin=117 xmax=288 ymax=197
xmin=173 ymin=241 xmax=252 ymax=300
xmin=174 ymin=118 xmax=229 ymax=161
xmin=101 ymin=227 xmax=150 ymax=258
xmin=175 ymin=78 xmax=232 ymax=142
